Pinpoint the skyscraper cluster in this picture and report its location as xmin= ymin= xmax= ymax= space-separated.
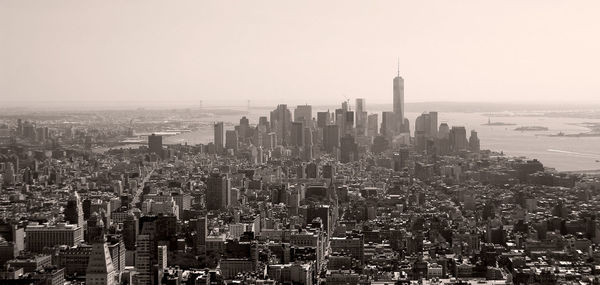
xmin=139 ymin=66 xmax=484 ymax=169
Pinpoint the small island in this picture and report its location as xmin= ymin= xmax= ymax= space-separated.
xmin=515 ymin=126 xmax=549 ymax=131
xmin=483 ymin=122 xmax=517 ymax=126
xmin=482 ymin=118 xmax=516 ymax=126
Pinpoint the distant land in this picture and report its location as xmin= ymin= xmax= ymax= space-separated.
xmin=482 ymin=122 xmax=516 ymax=126
xmin=515 ymin=126 xmax=549 ymax=131
xmin=2 ymin=101 xmax=600 ymax=114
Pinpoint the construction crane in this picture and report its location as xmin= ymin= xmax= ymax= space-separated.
xmin=341 ymin=94 xmax=351 ymax=110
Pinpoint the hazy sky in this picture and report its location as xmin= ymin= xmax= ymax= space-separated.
xmin=1 ymin=0 xmax=599 ymax=108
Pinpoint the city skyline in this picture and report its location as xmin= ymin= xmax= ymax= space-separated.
xmin=2 ymin=2 xmax=600 ymax=284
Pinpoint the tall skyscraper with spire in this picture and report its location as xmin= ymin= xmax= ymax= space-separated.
xmin=393 ymin=61 xmax=405 ymax=134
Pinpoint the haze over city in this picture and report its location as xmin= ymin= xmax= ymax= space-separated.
xmin=3 ymin=2 xmax=600 ymax=285
xmin=2 ymin=0 xmax=600 ymax=108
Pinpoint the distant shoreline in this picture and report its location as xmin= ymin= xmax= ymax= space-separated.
xmin=2 ymin=101 xmax=600 ymax=114
xmin=561 ymin=169 xmax=600 ymax=176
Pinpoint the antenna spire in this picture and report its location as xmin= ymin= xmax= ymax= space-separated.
xmin=397 ymin=58 xmax=400 ymax=77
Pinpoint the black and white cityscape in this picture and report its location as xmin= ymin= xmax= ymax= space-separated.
xmin=2 ymin=1 xmax=600 ymax=285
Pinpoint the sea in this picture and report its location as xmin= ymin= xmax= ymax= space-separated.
xmin=162 ymin=108 xmax=600 ymax=172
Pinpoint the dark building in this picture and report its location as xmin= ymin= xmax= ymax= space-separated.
xmin=122 ymin=213 xmax=138 ymax=250
xmin=305 ymin=185 xmax=328 ymax=201
xmin=239 ymin=116 xmax=250 ymax=140
xmin=344 ymin=111 xmax=354 ymax=134
xmin=323 ymin=125 xmax=339 ymax=154
xmin=258 ymin=116 xmax=269 ymax=128
xmin=148 ymin=134 xmax=164 ymax=159
xmin=0 ymin=221 xmax=24 ymax=252
xmin=290 ymin=122 xmax=304 ymax=147
xmin=322 ymin=164 xmax=335 ymax=179
xmin=64 ymin=193 xmax=84 ymax=227
xmin=270 ymin=184 xmax=289 ymax=205
xmin=303 ymin=127 xmax=314 ymax=161
xmin=138 ymin=215 xmax=178 ymax=260
xmin=225 ymin=130 xmax=238 ymax=152
xmin=191 ymin=216 xmax=207 ymax=253
xmin=305 ymin=162 xmax=318 ymax=178
xmin=85 ymin=213 xmax=105 ymax=243
xmin=449 ymin=126 xmax=468 ymax=152
xmin=381 ymin=111 xmax=395 ymax=136
xmin=340 ymin=135 xmax=358 ymax=163
xmin=514 ymin=159 xmax=544 ymax=182
xmin=214 ymin=122 xmax=224 ymax=154
xmin=393 ymin=148 xmax=409 ymax=171
xmin=270 ymin=104 xmax=292 ymax=146
xmin=82 ymin=199 xmax=92 ymax=220
xmin=469 ymin=130 xmax=480 ymax=152
xmin=372 ymin=136 xmax=389 ymax=154
xmin=206 ymin=170 xmax=230 ymax=210
xmin=317 ymin=112 xmax=330 ymax=129
xmin=307 ymin=205 xmax=333 ymax=237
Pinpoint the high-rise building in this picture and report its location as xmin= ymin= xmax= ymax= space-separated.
xmin=303 ymin=127 xmax=313 ymax=161
xmin=64 ymin=192 xmax=84 ymax=227
xmin=193 ymin=216 xmax=207 ymax=253
xmin=449 ymin=126 xmax=468 ymax=152
xmin=106 ymin=235 xmax=126 ymax=276
xmin=415 ymin=113 xmax=431 ymax=152
xmin=225 ymin=130 xmax=238 ymax=152
xmin=414 ymin=111 xmax=439 ymax=152
xmin=2 ymin=162 xmax=15 ymax=186
xmin=344 ymin=111 xmax=355 ymax=135
xmin=261 ymin=132 xmax=276 ymax=150
xmin=428 ymin=112 xmax=438 ymax=138
xmin=438 ymin=123 xmax=450 ymax=139
xmin=392 ymin=149 xmax=410 ymax=171
xmin=23 ymin=121 xmax=36 ymax=141
xmin=122 ymin=213 xmax=138 ymax=251
xmin=214 ymin=122 xmax=224 ymax=154
xmin=316 ymin=112 xmax=330 ymax=129
xmin=355 ymin=99 xmax=367 ymax=136
xmin=367 ymin=114 xmax=378 ymax=137
xmin=135 ymin=235 xmax=151 ymax=285
xmin=16 ymin=119 xmax=23 ymax=136
xmin=290 ymin=122 xmax=304 ymax=147
xmin=86 ymin=241 xmax=117 ymax=285
xmin=323 ymin=125 xmax=340 ymax=154
xmin=158 ymin=245 xmax=167 ymax=270
xmin=437 ymin=123 xmax=451 ymax=155
xmin=258 ymin=116 xmax=269 ymax=127
xmin=294 ymin=105 xmax=312 ymax=128
xmin=340 ymin=135 xmax=358 ymax=163
xmin=206 ymin=170 xmax=231 ymax=211
xmin=469 ymin=130 xmax=480 ymax=152
xmin=270 ymin=104 xmax=292 ymax=146
xmin=239 ymin=116 xmax=250 ymax=140
xmin=393 ymin=66 xmax=405 ymax=134
xmin=0 ymin=221 xmax=24 ymax=252
xmin=381 ymin=112 xmax=395 ymax=137
xmin=355 ymin=98 xmax=365 ymax=117
xmin=86 ymin=213 xmax=106 ymax=243
xmin=148 ymin=134 xmax=163 ymax=159
xmin=335 ymin=109 xmax=345 ymax=134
